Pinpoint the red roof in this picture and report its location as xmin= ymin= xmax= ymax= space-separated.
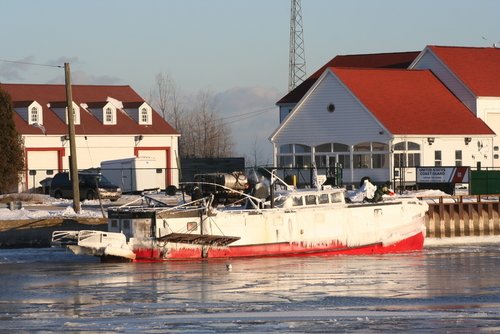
xmin=277 ymin=51 xmax=420 ymax=104
xmin=331 ymin=68 xmax=494 ymax=135
xmin=1 ymin=83 xmax=178 ymax=136
xmin=428 ymin=45 xmax=500 ymax=96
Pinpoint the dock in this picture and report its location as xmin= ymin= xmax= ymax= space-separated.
xmin=422 ymin=195 xmax=500 ymax=239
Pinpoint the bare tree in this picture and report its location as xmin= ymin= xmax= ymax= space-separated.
xmin=183 ymin=90 xmax=233 ymax=158
xmin=149 ymin=73 xmax=183 ymax=130
xmin=149 ymin=74 xmax=233 ymax=159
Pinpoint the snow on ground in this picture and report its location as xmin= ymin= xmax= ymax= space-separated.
xmin=0 ymin=194 xmax=149 ymax=221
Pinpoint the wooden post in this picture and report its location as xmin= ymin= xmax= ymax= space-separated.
xmin=64 ymin=63 xmax=80 ymax=212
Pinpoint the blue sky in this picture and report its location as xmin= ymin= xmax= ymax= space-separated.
xmin=1 ymin=0 xmax=500 ymax=164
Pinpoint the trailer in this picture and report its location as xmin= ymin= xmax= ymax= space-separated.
xmin=100 ymin=157 xmax=164 ymax=193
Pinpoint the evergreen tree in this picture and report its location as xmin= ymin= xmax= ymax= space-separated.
xmin=0 ymin=87 xmax=24 ymax=193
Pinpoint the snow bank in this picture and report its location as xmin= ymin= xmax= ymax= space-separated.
xmin=0 ymin=206 xmax=103 ymax=221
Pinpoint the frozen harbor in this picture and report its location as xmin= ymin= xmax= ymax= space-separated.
xmin=0 ymin=245 xmax=499 ymax=333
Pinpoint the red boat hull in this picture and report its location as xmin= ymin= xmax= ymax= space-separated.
xmin=133 ymin=231 xmax=424 ymax=261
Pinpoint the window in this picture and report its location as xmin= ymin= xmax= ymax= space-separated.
xmin=314 ymin=142 xmax=350 ymax=169
xmin=318 ymin=194 xmax=329 ymax=204
xmin=315 ymin=143 xmax=331 ymax=153
xmin=353 ymin=154 xmax=370 ymax=168
xmin=330 ymin=192 xmax=343 ymax=203
xmin=294 ymin=144 xmax=311 ymax=153
xmin=435 ymin=151 xmax=442 ymax=167
xmin=305 ymin=195 xmax=316 ymax=205
xmin=295 ymin=144 xmax=312 ymax=167
xmin=455 ymin=150 xmax=462 ymax=166
xmin=279 ymin=156 xmax=293 ymax=167
xmin=372 ymin=153 xmax=388 ymax=168
xmin=279 ymin=144 xmax=293 ymax=154
xmin=279 ymin=108 xmax=293 ymax=123
xmin=353 ymin=142 xmax=389 ymax=169
xmin=30 ymin=107 xmax=39 ymax=123
xmin=278 ymin=144 xmax=311 ymax=168
xmin=292 ymin=196 xmax=303 ymax=207
xmin=338 ymin=154 xmax=351 ymax=168
xmin=295 ymin=155 xmax=311 ymax=168
xmin=122 ymin=220 xmax=131 ymax=230
xmin=393 ymin=141 xmax=421 ymax=167
xmin=141 ymin=108 xmax=149 ymax=123
xmin=105 ymin=107 xmax=113 ymax=123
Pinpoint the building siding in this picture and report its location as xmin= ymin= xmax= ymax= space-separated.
xmin=273 ymin=72 xmax=388 ymax=147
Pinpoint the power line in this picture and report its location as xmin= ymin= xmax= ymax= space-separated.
xmin=221 ymin=106 xmax=276 ymax=125
xmin=0 ymin=58 xmax=62 ymax=68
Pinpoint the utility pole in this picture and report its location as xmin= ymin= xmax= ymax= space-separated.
xmin=288 ymin=0 xmax=306 ymax=92
xmin=64 ymin=63 xmax=80 ymax=212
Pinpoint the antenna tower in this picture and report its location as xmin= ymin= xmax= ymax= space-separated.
xmin=288 ymin=0 xmax=306 ymax=92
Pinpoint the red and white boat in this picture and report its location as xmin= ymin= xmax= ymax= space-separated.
xmin=52 ymin=177 xmax=429 ymax=262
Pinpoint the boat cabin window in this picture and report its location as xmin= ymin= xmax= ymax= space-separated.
xmin=305 ymin=194 xmax=317 ymax=205
xmin=292 ymin=196 xmax=303 ymax=206
xmin=110 ymin=219 xmax=118 ymax=229
xmin=122 ymin=219 xmax=130 ymax=230
xmin=273 ymin=196 xmax=287 ymax=207
xmin=330 ymin=192 xmax=343 ymax=203
xmin=318 ymin=193 xmax=329 ymax=204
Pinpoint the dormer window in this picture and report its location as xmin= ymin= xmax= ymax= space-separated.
xmin=48 ymin=101 xmax=80 ymax=125
xmin=14 ymin=101 xmax=43 ymax=125
xmin=141 ymin=108 xmax=149 ymax=123
xmin=105 ymin=107 xmax=113 ymax=123
xmin=69 ymin=103 xmax=81 ymax=125
xmin=122 ymin=101 xmax=152 ymax=125
xmin=30 ymin=106 xmax=39 ymax=123
xmin=84 ymin=101 xmax=116 ymax=125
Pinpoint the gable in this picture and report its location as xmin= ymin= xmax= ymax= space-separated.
xmin=271 ymin=71 xmax=388 ymax=146
xmin=277 ymin=51 xmax=420 ymax=105
xmin=427 ymin=46 xmax=500 ymax=97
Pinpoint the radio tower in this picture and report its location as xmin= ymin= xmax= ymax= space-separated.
xmin=288 ymin=0 xmax=306 ymax=92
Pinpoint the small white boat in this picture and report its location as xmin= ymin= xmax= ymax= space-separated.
xmin=52 ymin=173 xmax=429 ymax=262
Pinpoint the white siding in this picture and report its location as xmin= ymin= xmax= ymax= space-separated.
xmin=273 ymin=72 xmax=389 ymax=147
xmin=481 ymin=98 xmax=500 ymax=167
xmin=21 ymin=134 xmax=180 ymax=191
xmin=412 ymin=49 xmax=477 ymax=115
xmin=26 ymin=150 xmax=60 ymax=190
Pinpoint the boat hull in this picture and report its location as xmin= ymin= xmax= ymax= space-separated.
xmin=132 ymin=231 xmax=424 ymax=261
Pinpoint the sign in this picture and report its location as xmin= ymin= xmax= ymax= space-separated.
xmin=416 ymin=167 xmax=469 ymax=183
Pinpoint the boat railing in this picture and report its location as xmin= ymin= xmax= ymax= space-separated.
xmin=51 ymin=230 xmax=79 ymax=247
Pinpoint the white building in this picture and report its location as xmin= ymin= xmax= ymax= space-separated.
xmin=272 ymin=46 xmax=500 ymax=187
xmin=2 ymin=83 xmax=180 ymax=192
xmin=410 ymin=46 xmax=500 ymax=167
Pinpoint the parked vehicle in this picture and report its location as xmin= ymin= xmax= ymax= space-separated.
xmin=49 ymin=172 xmax=122 ymax=201
xmin=100 ymin=157 xmax=163 ymax=193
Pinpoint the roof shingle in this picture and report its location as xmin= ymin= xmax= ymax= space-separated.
xmin=428 ymin=45 xmax=500 ymax=97
xmin=331 ymin=67 xmax=494 ymax=135
xmin=1 ymin=83 xmax=179 ymax=136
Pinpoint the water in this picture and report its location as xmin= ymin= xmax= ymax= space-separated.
xmin=0 ymin=245 xmax=499 ymax=333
